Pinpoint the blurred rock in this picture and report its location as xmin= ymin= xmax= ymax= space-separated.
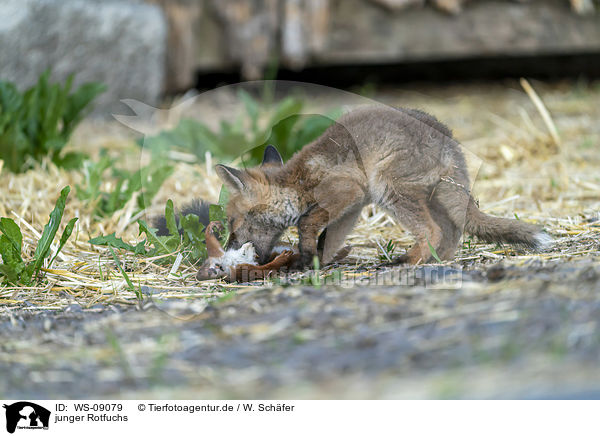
xmin=0 ymin=0 xmax=167 ymax=115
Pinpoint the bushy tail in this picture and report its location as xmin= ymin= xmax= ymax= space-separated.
xmin=154 ymin=199 xmax=212 ymax=236
xmin=465 ymin=196 xmax=552 ymax=250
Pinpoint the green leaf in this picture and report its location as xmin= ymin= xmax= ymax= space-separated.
xmin=140 ymin=118 xmax=219 ymax=161
xmin=88 ymin=233 xmax=147 ymax=255
xmin=0 ymin=82 xmax=23 ymax=114
xmin=138 ymin=219 xmax=178 ymax=257
xmin=268 ymin=97 xmax=303 ymax=128
xmin=266 ymin=114 xmax=300 ymax=153
xmin=208 ymin=204 xmax=229 ymax=248
xmin=0 ymin=218 xmax=25 ymax=284
xmin=137 ymin=93 xmax=338 ymax=169
xmin=426 ymin=235 xmax=442 ymax=263
xmin=106 ymin=178 xmax=125 ymax=214
xmin=76 ymin=155 xmax=172 ymax=220
xmin=0 ymin=263 xmax=23 ymax=284
xmin=0 ymin=217 xmax=23 ymax=254
xmin=136 ymin=165 xmax=174 ymax=211
xmin=209 ymin=204 xmax=227 ymax=224
xmin=291 ymin=114 xmax=337 ymax=154
xmin=53 ymin=151 xmax=87 ymax=170
xmin=180 ymin=214 xmax=206 ymax=262
xmin=28 ymin=186 xmax=71 ymax=282
xmin=108 ymin=245 xmax=135 ymax=292
xmin=0 ymin=234 xmax=25 ymax=283
xmin=0 ymin=121 xmax=30 ymax=172
xmin=48 ymin=217 xmax=78 ymax=268
xmin=63 ymin=82 xmax=106 ymax=135
xmin=164 ymin=199 xmax=179 ymax=236
xmin=0 ymin=71 xmax=104 ymax=173
xmin=76 ymin=154 xmax=113 ymax=203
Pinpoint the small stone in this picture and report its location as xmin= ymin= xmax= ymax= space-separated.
xmin=43 ymin=318 xmax=52 ymax=332
xmin=65 ymin=304 xmax=83 ymax=313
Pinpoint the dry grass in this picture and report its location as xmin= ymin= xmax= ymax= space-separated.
xmin=1 ymin=80 xmax=599 ymax=310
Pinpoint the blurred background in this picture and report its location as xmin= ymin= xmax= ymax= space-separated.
xmin=2 ymin=0 xmax=599 ymax=110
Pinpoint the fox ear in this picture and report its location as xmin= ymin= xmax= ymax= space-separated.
xmin=261 ymin=145 xmax=283 ymax=166
xmin=215 ymin=165 xmax=246 ymax=192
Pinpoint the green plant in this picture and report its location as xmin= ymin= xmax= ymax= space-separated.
xmin=0 ymin=71 xmax=105 ymax=173
xmin=250 ymin=111 xmax=339 ymax=165
xmin=426 ymin=235 xmax=442 ymax=263
xmin=108 ymin=245 xmax=138 ymax=296
xmin=89 ymin=198 xmax=229 ymax=265
xmin=378 ymin=239 xmax=397 ymax=262
xmin=87 ymin=233 xmax=147 ymax=255
xmin=0 ymin=186 xmax=78 ymax=285
xmin=140 ymin=90 xmax=340 ymax=166
xmin=76 ymin=152 xmax=173 ymax=219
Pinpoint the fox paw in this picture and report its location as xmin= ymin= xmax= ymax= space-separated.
xmin=269 ymin=250 xmax=296 ymax=269
xmin=206 ymin=221 xmax=224 ymax=234
xmin=331 ymin=245 xmax=352 ymax=263
xmin=289 ymin=252 xmax=317 ymax=270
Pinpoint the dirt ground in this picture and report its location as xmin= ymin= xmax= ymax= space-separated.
xmin=1 ymin=80 xmax=599 ymax=398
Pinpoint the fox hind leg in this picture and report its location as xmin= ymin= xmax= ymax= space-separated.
xmin=385 ymin=192 xmax=445 ymax=264
xmin=429 ymin=177 xmax=470 ymax=259
xmin=428 ymin=201 xmax=463 ymax=260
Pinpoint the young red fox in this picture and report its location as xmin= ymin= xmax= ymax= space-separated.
xmin=216 ymin=105 xmax=551 ymax=268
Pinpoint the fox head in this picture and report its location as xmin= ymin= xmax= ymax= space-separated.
xmin=215 ymin=146 xmax=294 ymax=264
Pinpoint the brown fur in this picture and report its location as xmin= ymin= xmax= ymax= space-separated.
xmin=216 ymin=106 xmax=550 ymax=268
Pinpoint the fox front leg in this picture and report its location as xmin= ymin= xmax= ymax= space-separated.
xmin=296 ymin=206 xmax=330 ymax=269
xmin=296 ymin=178 xmax=366 ymax=269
